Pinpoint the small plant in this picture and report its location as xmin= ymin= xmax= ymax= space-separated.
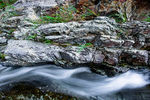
xmin=77 ymin=43 xmax=93 ymax=52
xmin=39 ymin=5 xmax=77 ymax=23
xmin=44 ymin=39 xmax=53 ymax=44
xmin=144 ymin=15 xmax=150 ymax=22
xmin=0 ymin=53 xmax=5 ymax=61
xmin=26 ymin=24 xmax=39 ymax=40
xmin=109 ymin=12 xmax=127 ymax=23
xmin=27 ymin=34 xmax=37 ymax=40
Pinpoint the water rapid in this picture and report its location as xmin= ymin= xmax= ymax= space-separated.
xmin=0 ymin=64 xmax=150 ymax=99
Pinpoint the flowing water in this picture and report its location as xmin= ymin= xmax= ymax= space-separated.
xmin=0 ymin=64 xmax=150 ymax=100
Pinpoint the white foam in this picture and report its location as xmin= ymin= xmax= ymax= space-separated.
xmin=0 ymin=65 xmax=149 ymax=96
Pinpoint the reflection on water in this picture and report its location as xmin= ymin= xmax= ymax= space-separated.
xmin=0 ymin=64 xmax=150 ymax=100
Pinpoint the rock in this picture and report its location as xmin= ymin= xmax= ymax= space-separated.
xmin=0 ymin=46 xmax=6 ymax=53
xmin=55 ymin=0 xmax=66 ymax=5
xmin=120 ymin=49 xmax=149 ymax=66
xmin=35 ymin=16 xmax=119 ymax=37
xmin=93 ymin=51 xmax=105 ymax=64
xmin=0 ymin=2 xmax=150 ymax=70
xmin=60 ymin=47 xmax=104 ymax=64
xmin=53 ymin=35 xmax=95 ymax=45
xmin=32 ymin=16 xmax=119 ymax=45
xmin=2 ymin=39 xmax=150 ymax=69
xmin=121 ymin=21 xmax=150 ymax=49
xmin=13 ymin=27 xmax=31 ymax=39
xmin=3 ymin=40 xmax=105 ymax=66
xmin=122 ymin=40 xmax=135 ymax=48
xmin=4 ymin=40 xmax=63 ymax=66
xmin=13 ymin=0 xmax=58 ymax=19
xmin=148 ymin=52 xmax=150 ymax=66
xmin=24 ymin=7 xmax=40 ymax=21
xmin=45 ymin=35 xmax=70 ymax=40
xmin=13 ymin=0 xmax=58 ymax=8
xmin=0 ymin=37 xmax=7 ymax=45
xmin=93 ymin=35 xmax=124 ymax=48
xmin=102 ymin=48 xmax=122 ymax=65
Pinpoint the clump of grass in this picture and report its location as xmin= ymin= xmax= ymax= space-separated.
xmin=144 ymin=15 xmax=150 ymax=22
xmin=36 ymin=5 xmax=98 ymax=24
xmin=108 ymin=12 xmax=127 ymax=23
xmin=0 ymin=53 xmax=5 ymax=61
xmin=27 ymin=34 xmax=37 ymax=40
xmin=77 ymin=43 xmax=93 ymax=52
xmin=44 ymin=39 xmax=53 ymax=44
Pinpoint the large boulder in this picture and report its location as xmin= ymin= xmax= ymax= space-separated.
xmin=3 ymin=40 xmax=149 ymax=67
xmin=3 ymin=40 xmax=105 ymax=66
xmin=36 ymin=16 xmax=118 ymax=37
xmin=4 ymin=40 xmax=63 ymax=66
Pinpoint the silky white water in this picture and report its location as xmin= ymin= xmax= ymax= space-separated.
xmin=0 ymin=64 xmax=149 ymax=97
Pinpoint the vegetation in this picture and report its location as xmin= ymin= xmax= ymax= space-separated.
xmin=108 ymin=12 xmax=127 ymax=23
xmin=27 ymin=34 xmax=38 ymax=40
xmin=44 ymin=39 xmax=53 ymax=44
xmin=144 ymin=15 xmax=150 ymax=22
xmin=0 ymin=52 xmax=5 ymax=61
xmin=33 ymin=5 xmax=98 ymax=24
xmin=77 ymin=43 xmax=93 ymax=52
xmin=0 ymin=5 xmax=18 ymax=22
xmin=0 ymin=0 xmax=17 ymax=9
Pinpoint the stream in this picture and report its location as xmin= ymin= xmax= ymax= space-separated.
xmin=0 ymin=64 xmax=150 ymax=100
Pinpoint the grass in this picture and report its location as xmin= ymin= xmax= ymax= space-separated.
xmin=0 ymin=0 xmax=17 ymax=9
xmin=0 ymin=53 xmax=5 ymax=61
xmin=27 ymin=34 xmax=37 ymax=40
xmin=44 ymin=39 xmax=53 ymax=44
xmin=144 ymin=16 xmax=150 ymax=22
xmin=108 ymin=12 xmax=127 ymax=23
xmin=77 ymin=43 xmax=93 ymax=52
xmin=32 ymin=5 xmax=98 ymax=24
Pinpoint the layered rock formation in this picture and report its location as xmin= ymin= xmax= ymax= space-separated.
xmin=0 ymin=0 xmax=149 ymax=74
